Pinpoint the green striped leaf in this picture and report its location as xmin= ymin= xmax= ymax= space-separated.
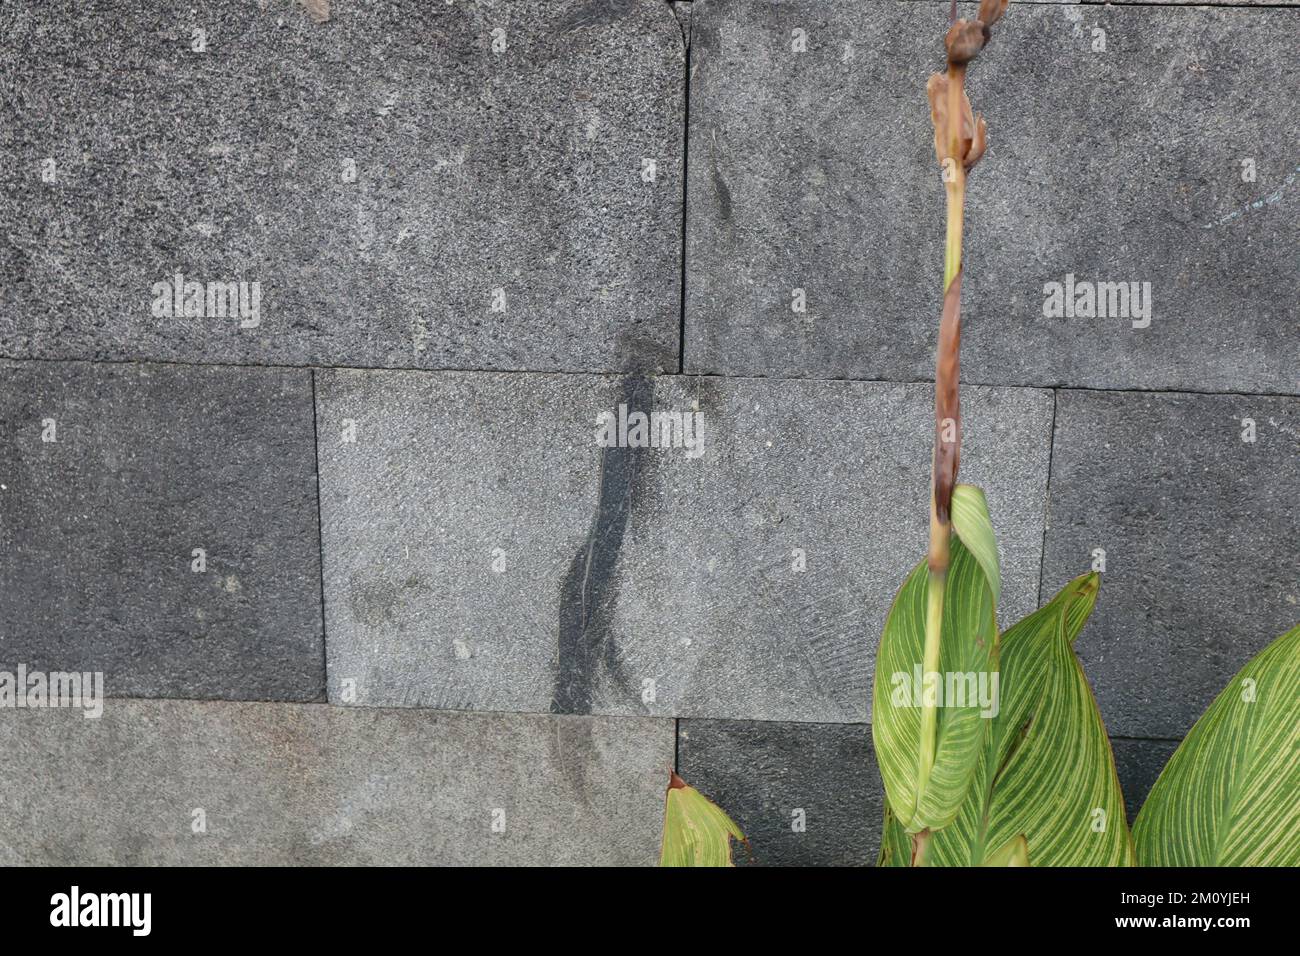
xmin=951 ymin=484 xmax=1000 ymax=606
xmin=920 ymin=572 xmax=1134 ymax=866
xmin=659 ymin=772 xmax=746 ymax=867
xmin=877 ymin=803 xmax=913 ymax=866
xmin=1134 ymin=623 xmax=1300 ymax=866
xmin=983 ymin=834 xmax=1029 ymax=867
xmin=872 ymin=531 xmax=999 ymax=834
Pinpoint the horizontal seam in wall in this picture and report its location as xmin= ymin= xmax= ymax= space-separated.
xmin=3 ymin=354 xmax=1295 ymax=401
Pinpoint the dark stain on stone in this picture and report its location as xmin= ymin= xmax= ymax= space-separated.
xmin=349 ymin=574 xmax=432 ymax=627
xmin=711 ymin=159 xmax=732 ymax=221
xmin=550 ymin=376 xmax=652 ymax=715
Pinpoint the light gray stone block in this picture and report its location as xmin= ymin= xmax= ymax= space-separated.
xmin=0 ymin=0 xmax=684 ymax=373
xmin=1040 ymin=389 xmax=1300 ymax=739
xmin=677 ymin=718 xmax=883 ymax=866
xmin=317 ymin=369 xmax=1052 ymax=722
xmin=0 ymin=700 xmax=673 ymax=865
xmin=0 ymin=360 xmax=324 ymax=701
xmin=684 ymin=1 xmax=1300 ymax=393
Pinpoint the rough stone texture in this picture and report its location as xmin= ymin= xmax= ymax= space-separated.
xmin=685 ymin=1 xmax=1300 ymax=394
xmin=671 ymin=1 xmax=693 ymax=42
xmin=1111 ymin=737 xmax=1178 ymax=824
xmin=0 ymin=700 xmax=673 ymax=865
xmin=0 ymin=0 xmax=684 ymax=374
xmin=677 ymin=718 xmax=884 ymax=866
xmin=1040 ymin=389 xmax=1300 ymax=739
xmin=0 ymin=360 xmax=324 ymax=701
xmin=318 ymin=369 xmax=1051 ymax=722
xmin=902 ymin=0 xmax=1299 ymax=7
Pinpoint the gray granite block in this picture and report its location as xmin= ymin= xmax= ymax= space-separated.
xmin=0 ymin=700 xmax=673 ymax=865
xmin=1110 ymin=737 xmax=1179 ymax=824
xmin=317 ymin=369 xmax=1051 ymax=722
xmin=0 ymin=0 xmax=683 ymax=373
xmin=677 ymin=718 xmax=883 ymax=866
xmin=0 ymin=360 xmax=324 ymax=701
xmin=1040 ymin=389 xmax=1300 ymax=739
xmin=684 ymin=1 xmax=1300 ymax=393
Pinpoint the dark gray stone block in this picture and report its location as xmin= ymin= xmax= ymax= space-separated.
xmin=1111 ymin=737 xmax=1179 ymax=824
xmin=0 ymin=700 xmax=673 ymax=865
xmin=685 ymin=1 xmax=1300 ymax=394
xmin=0 ymin=360 xmax=324 ymax=701
xmin=0 ymin=0 xmax=684 ymax=373
xmin=1040 ymin=389 xmax=1300 ymax=739
xmin=677 ymin=718 xmax=884 ymax=866
xmin=676 ymin=719 xmax=1183 ymax=864
xmin=317 ymin=369 xmax=1051 ymax=722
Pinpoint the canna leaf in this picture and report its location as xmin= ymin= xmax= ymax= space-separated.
xmin=1133 ymin=623 xmax=1300 ymax=866
xmin=872 ymin=488 xmax=999 ymax=834
xmin=951 ymin=484 xmax=1000 ymax=606
xmin=877 ymin=803 xmax=913 ymax=867
xmin=923 ymin=572 xmax=1134 ymax=866
xmin=982 ymin=834 xmax=1029 ymax=867
xmin=659 ymin=772 xmax=746 ymax=867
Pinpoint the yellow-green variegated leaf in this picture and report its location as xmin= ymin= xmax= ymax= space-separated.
xmin=872 ymin=533 xmax=998 ymax=834
xmin=982 ymin=835 xmax=1029 ymax=867
xmin=951 ymin=484 xmax=1000 ymax=606
xmin=877 ymin=803 xmax=913 ymax=866
xmin=1133 ymin=623 xmax=1300 ymax=866
xmin=925 ymin=572 xmax=1134 ymax=866
xmin=660 ymin=772 xmax=745 ymax=867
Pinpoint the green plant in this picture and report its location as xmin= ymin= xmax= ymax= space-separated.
xmin=659 ymin=771 xmax=746 ymax=867
xmin=659 ymin=1 xmax=1300 ymax=868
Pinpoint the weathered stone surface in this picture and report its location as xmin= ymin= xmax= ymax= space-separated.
xmin=1111 ymin=737 xmax=1178 ymax=824
xmin=0 ymin=700 xmax=673 ymax=865
xmin=1040 ymin=389 xmax=1300 ymax=739
xmin=902 ymin=0 xmax=1299 ymax=7
xmin=318 ymin=369 xmax=1051 ymax=722
xmin=685 ymin=1 xmax=1300 ymax=393
xmin=0 ymin=0 xmax=683 ymax=373
xmin=0 ymin=360 xmax=323 ymax=701
xmin=671 ymin=1 xmax=694 ymax=43
xmin=677 ymin=718 xmax=883 ymax=866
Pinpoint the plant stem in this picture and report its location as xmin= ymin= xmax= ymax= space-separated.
xmin=912 ymin=827 xmax=933 ymax=867
xmin=916 ymin=59 xmax=969 ymax=815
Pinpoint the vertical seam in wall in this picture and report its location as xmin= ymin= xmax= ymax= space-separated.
xmin=309 ymin=367 xmax=329 ymax=702
xmin=1036 ymin=387 xmax=1059 ymax=608
xmin=676 ymin=14 xmax=692 ymax=374
xmin=673 ymin=717 xmax=681 ymax=772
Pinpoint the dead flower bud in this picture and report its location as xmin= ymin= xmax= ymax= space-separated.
xmin=945 ymin=19 xmax=986 ymax=65
xmin=977 ymin=0 xmax=1009 ymax=35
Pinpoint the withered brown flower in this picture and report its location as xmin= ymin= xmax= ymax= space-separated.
xmin=945 ymin=19 xmax=986 ymax=66
xmin=978 ymin=0 xmax=1008 ymax=33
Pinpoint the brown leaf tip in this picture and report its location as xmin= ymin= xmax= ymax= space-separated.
xmin=667 ymin=770 xmax=688 ymax=790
